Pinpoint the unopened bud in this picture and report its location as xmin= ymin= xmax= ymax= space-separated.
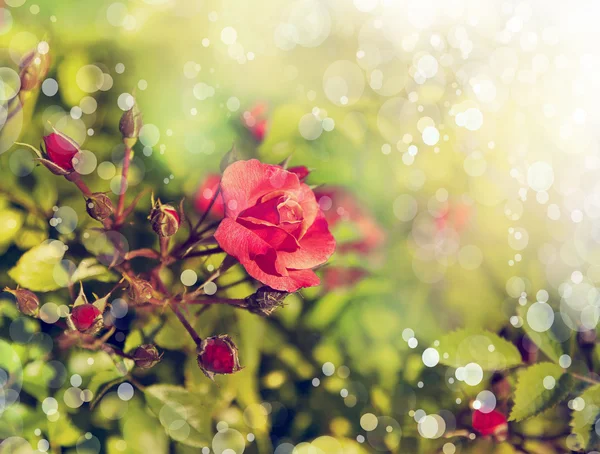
xmin=132 ymin=344 xmax=162 ymax=369
xmin=197 ymin=335 xmax=241 ymax=380
xmin=41 ymin=132 xmax=80 ymax=174
xmin=4 ymin=287 xmax=40 ymax=317
xmin=19 ymin=48 xmax=51 ymax=91
xmin=119 ymin=103 xmax=143 ymax=147
xmin=149 ymin=201 xmax=180 ymax=237
xmin=245 ymin=286 xmax=288 ymax=316
xmin=70 ymin=304 xmax=103 ymax=335
xmin=288 ymin=166 xmax=310 ymax=181
xmin=128 ymin=277 xmax=153 ymax=304
xmin=85 ymin=192 xmax=113 ymax=221
xmin=472 ymin=409 xmax=508 ymax=441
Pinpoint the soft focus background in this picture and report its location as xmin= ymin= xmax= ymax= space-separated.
xmin=2 ymin=0 xmax=600 ymax=453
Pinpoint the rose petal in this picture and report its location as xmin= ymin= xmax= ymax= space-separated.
xmin=215 ymin=218 xmax=320 ymax=292
xmin=220 ymin=160 xmax=301 ymax=219
xmin=278 ymin=211 xmax=336 ymax=270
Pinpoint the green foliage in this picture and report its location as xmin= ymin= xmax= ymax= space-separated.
xmin=517 ymin=306 xmax=565 ymax=363
xmin=570 ymin=384 xmax=600 ymax=451
xmin=143 ymin=385 xmax=214 ymax=448
xmin=8 ymin=244 xmax=116 ymax=291
xmin=437 ymin=329 xmax=522 ymax=370
xmin=510 ymin=362 xmax=572 ymax=422
xmin=47 ymin=412 xmax=83 ymax=447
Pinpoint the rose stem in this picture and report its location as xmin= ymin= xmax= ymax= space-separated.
xmin=159 ymin=237 xmax=170 ymax=261
xmin=115 ymin=144 xmax=132 ymax=223
xmin=193 ymin=184 xmax=221 ymax=231
xmin=170 ymin=304 xmax=202 ymax=346
xmin=65 ymin=173 xmax=91 ymax=197
xmin=181 ymin=247 xmax=222 ymax=258
xmin=184 ymin=297 xmax=247 ymax=308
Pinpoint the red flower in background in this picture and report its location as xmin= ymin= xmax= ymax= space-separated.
xmin=315 ymin=187 xmax=385 ymax=254
xmin=214 ymin=159 xmax=335 ymax=292
xmin=435 ymin=203 xmax=471 ymax=233
xmin=472 ymin=409 xmax=508 ymax=439
xmin=322 ymin=267 xmax=369 ymax=291
xmin=242 ymin=103 xmax=268 ymax=142
xmin=194 ymin=173 xmax=225 ymax=217
xmin=43 ymin=132 xmax=80 ymax=172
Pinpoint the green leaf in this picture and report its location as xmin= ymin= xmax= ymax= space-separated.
xmin=120 ymin=397 xmax=169 ymax=454
xmin=437 ymin=329 xmax=522 ymax=370
xmin=22 ymin=361 xmax=54 ymax=401
xmin=70 ymin=258 xmax=117 ymax=284
xmin=87 ymin=369 xmax=126 ymax=397
xmin=509 ymin=362 xmax=572 ymax=421
xmin=304 ymin=290 xmax=351 ymax=330
xmin=8 ymin=242 xmax=65 ymax=291
xmin=47 ymin=412 xmax=82 ymax=447
xmin=144 ymin=385 xmax=214 ymax=448
xmin=0 ymin=208 xmax=24 ymax=253
xmin=570 ymin=384 xmax=600 ymax=451
xmin=517 ymin=306 xmax=564 ymax=363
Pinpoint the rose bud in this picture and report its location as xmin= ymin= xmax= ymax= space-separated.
xmin=245 ymin=286 xmax=288 ymax=316
xmin=149 ymin=201 xmax=180 ymax=237
xmin=19 ymin=47 xmax=51 ymax=91
xmin=288 ymin=166 xmax=310 ymax=181
xmin=127 ymin=277 xmax=153 ymax=304
xmin=119 ymin=102 xmax=143 ymax=147
xmin=472 ymin=409 xmax=508 ymax=441
xmin=85 ymin=192 xmax=113 ymax=221
xmin=70 ymin=304 xmax=103 ymax=335
xmin=194 ymin=174 xmax=225 ymax=218
xmin=242 ymin=102 xmax=268 ymax=142
xmin=4 ymin=287 xmax=40 ymax=317
xmin=41 ymin=132 xmax=80 ymax=175
xmin=197 ymin=335 xmax=241 ymax=380
xmin=132 ymin=344 xmax=162 ymax=369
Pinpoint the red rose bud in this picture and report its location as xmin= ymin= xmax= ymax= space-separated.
xmin=288 ymin=166 xmax=310 ymax=181
xmin=119 ymin=102 xmax=143 ymax=148
xmin=132 ymin=344 xmax=162 ymax=369
xmin=19 ymin=47 xmax=51 ymax=91
xmin=127 ymin=277 xmax=153 ymax=304
xmin=242 ymin=103 xmax=268 ymax=142
xmin=4 ymin=287 xmax=40 ymax=317
xmin=85 ymin=192 xmax=113 ymax=221
xmin=472 ymin=409 xmax=508 ymax=440
xmin=197 ymin=335 xmax=241 ymax=380
xmin=70 ymin=304 xmax=103 ymax=335
xmin=42 ymin=132 xmax=80 ymax=174
xmin=149 ymin=202 xmax=180 ymax=237
xmin=245 ymin=286 xmax=288 ymax=316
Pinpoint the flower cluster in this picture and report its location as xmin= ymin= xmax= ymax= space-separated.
xmin=4 ymin=96 xmax=342 ymax=382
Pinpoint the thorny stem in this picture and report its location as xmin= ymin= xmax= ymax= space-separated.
xmin=170 ymin=304 xmax=202 ymax=346
xmin=116 ymin=145 xmax=132 ymax=223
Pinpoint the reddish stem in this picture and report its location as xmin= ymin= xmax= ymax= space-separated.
xmin=170 ymin=304 xmax=202 ymax=346
xmin=65 ymin=173 xmax=92 ymax=197
xmin=116 ymin=145 xmax=132 ymax=222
